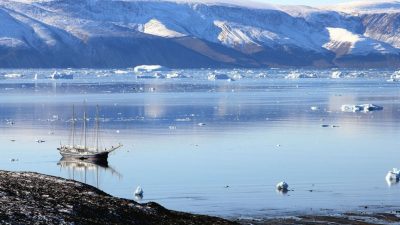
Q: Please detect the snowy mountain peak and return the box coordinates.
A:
[0,0,400,68]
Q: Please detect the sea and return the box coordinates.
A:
[1,68,400,219]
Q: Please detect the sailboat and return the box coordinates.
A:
[58,105,122,161]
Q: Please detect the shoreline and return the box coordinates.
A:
[1,170,399,225]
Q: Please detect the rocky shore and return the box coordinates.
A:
[1,170,400,225]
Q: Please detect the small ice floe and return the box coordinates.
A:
[49,71,73,80]
[285,71,317,79]
[341,104,383,113]
[198,123,206,126]
[36,139,45,143]
[4,73,24,79]
[34,74,38,80]
[6,120,15,125]
[166,72,189,79]
[321,124,330,128]
[387,71,400,82]
[134,65,168,73]
[276,181,289,192]
[169,126,177,130]
[386,168,400,185]
[10,158,18,162]
[208,73,234,82]
[232,73,246,80]
[136,72,165,79]
[310,106,320,111]
[149,87,156,92]
[113,70,129,75]
[135,186,144,196]
[256,73,268,78]
[331,71,345,79]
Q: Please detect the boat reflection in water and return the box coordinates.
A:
[57,157,122,188]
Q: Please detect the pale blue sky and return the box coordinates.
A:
[255,0,347,6]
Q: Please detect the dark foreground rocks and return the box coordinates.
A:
[1,170,400,225]
[0,171,236,225]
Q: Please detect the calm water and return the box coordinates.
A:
[1,68,400,218]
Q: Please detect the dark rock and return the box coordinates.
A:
[0,171,237,225]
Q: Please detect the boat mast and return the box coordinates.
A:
[72,104,75,147]
[84,111,87,150]
[96,105,99,152]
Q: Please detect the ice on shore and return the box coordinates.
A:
[341,104,383,112]
[134,65,168,73]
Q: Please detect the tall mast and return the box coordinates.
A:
[96,105,99,152]
[84,111,87,150]
[72,104,75,147]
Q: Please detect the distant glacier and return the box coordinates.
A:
[0,0,400,68]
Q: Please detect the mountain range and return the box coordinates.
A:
[1,0,400,68]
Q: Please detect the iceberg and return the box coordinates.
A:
[134,65,168,73]
[331,71,345,79]
[208,73,234,81]
[341,104,383,112]
[4,73,24,79]
[285,71,317,79]
[166,72,189,79]
[113,70,130,74]
[136,72,165,79]
[48,71,73,80]
[387,71,400,82]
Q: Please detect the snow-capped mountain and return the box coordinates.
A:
[0,0,399,68]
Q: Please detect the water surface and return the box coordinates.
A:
[1,68,400,218]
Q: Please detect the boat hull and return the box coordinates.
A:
[59,151,109,161]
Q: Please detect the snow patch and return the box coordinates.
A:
[143,19,186,38]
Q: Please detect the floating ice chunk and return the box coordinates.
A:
[4,73,24,79]
[341,104,383,112]
[387,71,400,82]
[136,72,165,79]
[198,123,206,126]
[276,181,289,192]
[341,104,362,112]
[208,73,234,81]
[49,71,73,80]
[231,73,246,80]
[36,139,45,143]
[310,106,320,111]
[331,71,345,79]
[386,168,400,185]
[134,65,168,73]
[113,70,129,74]
[285,71,317,79]
[135,186,144,196]
[166,72,189,79]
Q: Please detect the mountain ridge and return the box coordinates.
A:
[0,0,399,68]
